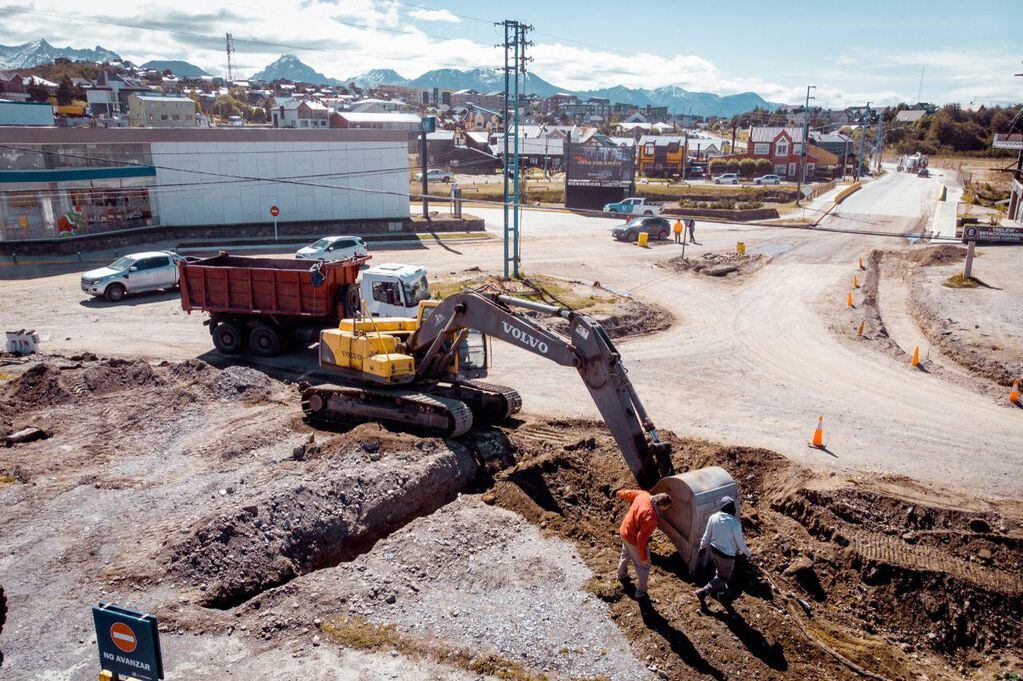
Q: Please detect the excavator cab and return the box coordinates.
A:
[416,300,488,381]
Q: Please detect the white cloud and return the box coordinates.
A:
[406,7,460,23]
[2,0,1018,106]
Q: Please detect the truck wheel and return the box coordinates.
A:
[643,210,653,216]
[104,283,126,303]
[249,325,283,357]
[342,285,360,318]
[212,321,245,354]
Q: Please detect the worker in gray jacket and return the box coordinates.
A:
[695,496,751,610]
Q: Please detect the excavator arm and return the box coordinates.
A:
[407,292,674,488]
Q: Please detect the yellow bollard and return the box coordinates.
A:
[637,231,649,248]
[736,241,746,255]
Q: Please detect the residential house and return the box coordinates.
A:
[540,92,578,116]
[746,126,815,179]
[0,72,28,101]
[85,71,151,117]
[425,129,499,173]
[450,89,505,113]
[351,98,404,113]
[273,99,330,128]
[636,135,688,178]
[808,130,855,174]
[894,109,928,124]
[128,94,197,128]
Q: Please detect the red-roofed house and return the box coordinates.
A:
[746,126,816,179]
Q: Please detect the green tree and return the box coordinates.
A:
[754,158,773,176]
[739,157,757,179]
[26,80,50,103]
[55,76,76,106]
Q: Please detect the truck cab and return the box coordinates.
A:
[360,263,431,318]
[603,197,660,216]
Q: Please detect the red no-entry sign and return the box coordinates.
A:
[269,205,280,217]
[110,621,137,653]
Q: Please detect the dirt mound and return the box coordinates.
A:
[82,358,161,393]
[5,363,70,407]
[170,434,479,610]
[904,245,966,266]
[213,366,272,402]
[659,251,766,279]
[432,270,671,339]
[486,419,1023,679]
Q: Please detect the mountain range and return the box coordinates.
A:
[0,39,121,70]
[0,38,780,116]
[266,59,777,116]
[141,60,211,78]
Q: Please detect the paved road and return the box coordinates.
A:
[2,169,1019,495]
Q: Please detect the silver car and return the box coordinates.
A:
[80,251,187,302]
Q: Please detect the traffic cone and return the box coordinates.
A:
[808,415,824,449]
[847,292,854,308]
[911,346,921,367]
[853,274,859,289]
[858,257,864,271]
[1010,379,1020,405]
[856,320,865,337]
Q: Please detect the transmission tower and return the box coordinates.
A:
[225,33,236,82]
[498,19,531,279]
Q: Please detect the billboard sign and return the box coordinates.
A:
[565,143,635,188]
[92,603,164,681]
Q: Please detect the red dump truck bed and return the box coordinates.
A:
[179,253,368,318]
[178,252,371,356]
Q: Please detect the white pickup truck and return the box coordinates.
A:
[602,196,662,216]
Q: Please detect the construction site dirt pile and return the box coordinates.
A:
[486,419,1023,680]
[434,269,671,338]
[658,251,766,278]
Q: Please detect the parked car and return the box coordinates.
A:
[713,173,739,185]
[611,216,672,242]
[753,174,781,185]
[414,168,452,182]
[80,251,191,302]
[295,236,369,262]
[602,197,662,216]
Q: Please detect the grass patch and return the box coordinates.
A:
[943,273,982,289]
[321,616,556,680]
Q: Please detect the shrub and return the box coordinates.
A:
[755,158,774,176]
[739,158,757,179]
[725,159,740,174]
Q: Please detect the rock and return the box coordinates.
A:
[312,635,321,646]
[976,547,993,561]
[361,439,380,454]
[968,518,991,533]
[782,557,814,578]
[704,264,740,277]
[2,426,50,447]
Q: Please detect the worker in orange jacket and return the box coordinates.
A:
[616,489,672,600]
[672,219,683,244]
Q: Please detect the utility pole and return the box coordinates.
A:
[874,109,885,172]
[420,117,432,219]
[855,102,871,181]
[497,19,531,279]
[225,33,235,83]
[796,84,816,196]
[916,66,925,105]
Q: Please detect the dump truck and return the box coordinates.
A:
[179,253,429,356]
[303,291,673,488]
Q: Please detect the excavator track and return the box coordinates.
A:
[302,385,473,438]
[433,381,522,424]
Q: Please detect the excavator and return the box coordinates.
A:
[302,290,674,488]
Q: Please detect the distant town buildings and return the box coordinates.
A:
[127,94,197,128]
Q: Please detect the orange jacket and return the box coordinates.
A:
[673,220,683,233]
[617,489,658,562]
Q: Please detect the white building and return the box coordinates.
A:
[0,128,409,240]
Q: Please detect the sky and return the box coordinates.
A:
[1,0,1021,107]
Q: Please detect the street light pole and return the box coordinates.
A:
[796,84,816,196]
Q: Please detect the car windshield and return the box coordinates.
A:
[309,238,334,249]
[401,275,431,305]
[107,256,135,271]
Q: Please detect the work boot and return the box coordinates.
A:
[635,590,649,601]
[696,591,709,613]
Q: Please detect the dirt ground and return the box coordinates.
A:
[2,355,1021,680]
[431,268,673,339]
[657,251,767,279]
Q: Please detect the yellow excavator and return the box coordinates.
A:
[302,290,673,488]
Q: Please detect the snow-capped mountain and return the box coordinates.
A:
[249,54,341,85]
[0,39,120,70]
[343,69,410,88]
[141,60,211,78]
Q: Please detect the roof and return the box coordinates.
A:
[809,131,853,144]
[749,126,805,143]
[335,112,421,123]
[638,135,686,146]
[993,133,1023,150]
[895,109,927,123]
[132,94,194,103]
[465,131,489,145]
[426,130,455,141]
[488,136,564,156]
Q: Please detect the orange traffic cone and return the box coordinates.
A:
[847,292,854,308]
[1010,379,1021,405]
[911,346,921,367]
[853,274,859,288]
[858,257,864,271]
[808,415,825,449]
[856,320,865,337]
